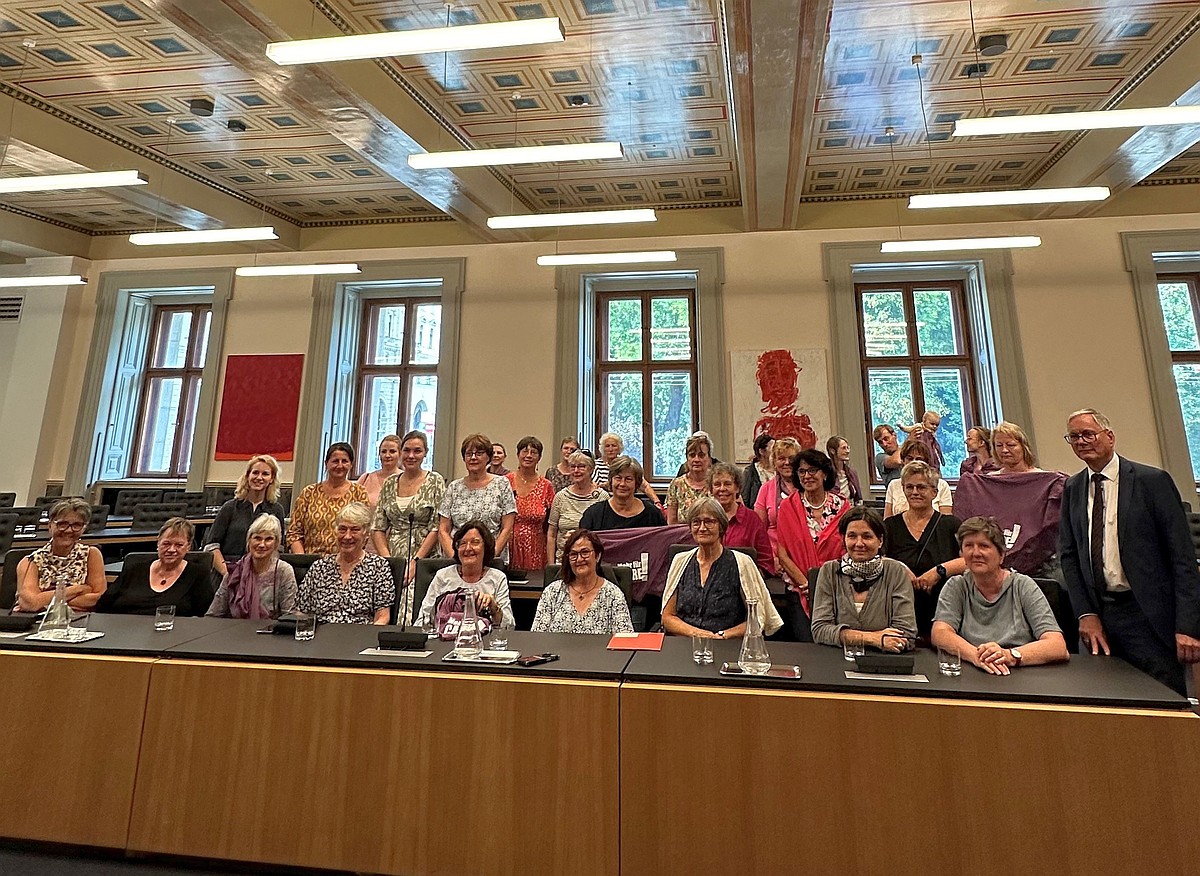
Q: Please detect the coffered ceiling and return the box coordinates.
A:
[0,0,1197,248]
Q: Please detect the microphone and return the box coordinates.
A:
[395,509,417,629]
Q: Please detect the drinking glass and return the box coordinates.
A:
[843,635,865,662]
[490,626,508,652]
[691,634,713,665]
[153,605,175,632]
[295,612,316,642]
[938,644,962,677]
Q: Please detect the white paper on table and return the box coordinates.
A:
[844,671,930,683]
[359,648,433,657]
[0,631,29,638]
[25,631,106,643]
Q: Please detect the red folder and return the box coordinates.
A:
[607,632,665,651]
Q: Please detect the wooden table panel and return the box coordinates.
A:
[129,661,619,876]
[620,683,1200,876]
[0,651,152,848]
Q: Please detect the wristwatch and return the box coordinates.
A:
[1010,647,1022,666]
[935,564,948,582]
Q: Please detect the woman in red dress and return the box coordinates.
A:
[506,436,557,572]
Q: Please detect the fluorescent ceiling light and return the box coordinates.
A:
[266,17,565,65]
[488,208,657,229]
[0,275,87,288]
[954,105,1200,136]
[409,142,623,169]
[129,227,279,246]
[0,170,148,194]
[236,263,362,277]
[881,236,1041,253]
[908,187,1110,209]
[537,250,677,266]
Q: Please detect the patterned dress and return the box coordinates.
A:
[286,482,370,556]
[667,476,710,522]
[373,470,447,560]
[532,580,634,634]
[545,466,573,494]
[438,475,517,563]
[299,553,395,624]
[20,542,91,602]
[506,473,556,571]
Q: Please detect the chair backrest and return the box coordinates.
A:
[34,495,67,510]
[668,542,758,564]
[1033,576,1079,654]
[279,553,321,588]
[85,505,110,533]
[0,513,17,556]
[0,547,37,610]
[114,489,164,516]
[543,563,634,605]
[0,492,16,509]
[203,485,236,509]
[1188,512,1200,561]
[7,506,41,528]
[178,492,207,516]
[42,484,64,499]
[278,486,293,515]
[131,502,190,532]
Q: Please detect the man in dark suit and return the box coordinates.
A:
[1059,408,1200,694]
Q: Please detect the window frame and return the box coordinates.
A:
[353,295,441,466]
[854,280,980,482]
[1154,271,1200,485]
[130,303,212,478]
[595,288,699,479]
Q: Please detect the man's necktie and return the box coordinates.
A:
[1090,472,1106,591]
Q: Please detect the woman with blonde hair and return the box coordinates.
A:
[207,454,286,577]
[990,422,1041,474]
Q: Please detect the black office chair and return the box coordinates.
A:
[0,492,16,509]
[178,492,207,516]
[131,502,190,531]
[85,505,110,533]
[277,487,293,516]
[0,512,18,556]
[279,553,321,588]
[543,562,645,629]
[1187,512,1200,562]
[1034,576,1079,654]
[0,547,36,610]
[114,489,164,516]
[34,495,76,511]
[7,506,41,529]
[203,485,236,509]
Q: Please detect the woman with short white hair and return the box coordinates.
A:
[207,515,297,619]
[299,503,394,624]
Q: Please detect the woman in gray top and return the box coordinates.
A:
[932,516,1069,675]
[810,507,915,652]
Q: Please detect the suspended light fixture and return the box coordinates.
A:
[410,141,622,169]
[488,208,656,229]
[536,250,677,266]
[129,227,279,246]
[954,105,1200,137]
[908,186,1110,209]
[0,170,148,194]
[266,18,565,65]
[0,275,87,288]
[236,263,361,277]
[881,236,1041,253]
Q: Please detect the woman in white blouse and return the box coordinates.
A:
[417,521,514,633]
[884,439,953,518]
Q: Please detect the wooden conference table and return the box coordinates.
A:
[0,616,1196,876]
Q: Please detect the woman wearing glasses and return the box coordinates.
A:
[438,433,517,564]
[14,498,106,612]
[884,461,965,638]
[532,529,633,634]
[546,451,609,564]
[883,439,953,518]
[662,497,782,639]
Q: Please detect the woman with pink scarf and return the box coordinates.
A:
[206,515,297,619]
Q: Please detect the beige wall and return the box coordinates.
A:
[10,209,1200,495]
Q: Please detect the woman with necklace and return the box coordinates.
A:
[438,433,516,563]
[506,436,557,572]
[662,497,782,639]
[776,448,851,642]
[546,450,609,564]
[372,430,446,621]
[98,518,214,616]
[299,503,394,624]
[884,461,965,638]
[545,436,581,494]
[206,454,286,577]
[533,529,633,634]
[288,442,369,556]
[207,515,297,619]
[811,507,915,651]
[578,456,666,531]
[666,434,714,525]
[416,521,513,633]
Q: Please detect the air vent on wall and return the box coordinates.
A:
[0,295,24,322]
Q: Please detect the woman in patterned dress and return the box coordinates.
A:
[666,434,714,524]
[533,529,633,635]
[544,435,581,494]
[299,503,395,624]
[438,433,517,564]
[14,498,106,612]
[287,442,369,556]
[506,436,556,572]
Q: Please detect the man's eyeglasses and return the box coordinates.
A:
[1064,430,1104,444]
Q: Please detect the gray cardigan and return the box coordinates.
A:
[810,557,917,647]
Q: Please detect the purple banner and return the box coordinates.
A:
[953,471,1067,574]
[596,524,694,601]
